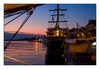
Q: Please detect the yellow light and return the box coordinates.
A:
[82,33,84,35]
[57,33,59,36]
[56,30,59,36]
[77,34,79,36]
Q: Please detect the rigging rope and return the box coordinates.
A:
[4,10,26,18]
[4,10,33,51]
[77,23,92,37]
[4,10,26,26]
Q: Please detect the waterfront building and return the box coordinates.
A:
[85,20,96,37]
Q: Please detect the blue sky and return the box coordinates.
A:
[67,4,96,27]
[4,4,96,35]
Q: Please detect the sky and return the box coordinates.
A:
[2,0,99,68]
[4,4,96,35]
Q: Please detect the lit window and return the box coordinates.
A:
[77,34,79,36]
[56,30,59,36]
[82,33,84,35]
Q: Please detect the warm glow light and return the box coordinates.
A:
[57,32,59,36]
[77,34,79,36]
[82,33,84,35]
[35,42,39,51]
[56,30,59,36]
[92,42,96,46]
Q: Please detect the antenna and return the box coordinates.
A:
[85,14,86,27]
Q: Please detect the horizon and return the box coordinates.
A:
[4,31,45,40]
[4,4,96,35]
[4,31,45,35]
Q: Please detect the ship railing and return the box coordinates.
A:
[63,55,75,65]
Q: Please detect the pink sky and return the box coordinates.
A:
[4,4,96,35]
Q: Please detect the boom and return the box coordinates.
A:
[4,4,44,15]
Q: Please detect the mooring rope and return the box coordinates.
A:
[4,55,31,65]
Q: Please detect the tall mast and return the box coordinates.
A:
[48,4,68,28]
[56,4,59,29]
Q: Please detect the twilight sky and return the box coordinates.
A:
[4,4,96,35]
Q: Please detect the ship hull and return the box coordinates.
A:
[45,40,65,65]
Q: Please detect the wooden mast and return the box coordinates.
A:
[55,4,60,29]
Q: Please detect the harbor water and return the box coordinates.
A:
[4,41,47,65]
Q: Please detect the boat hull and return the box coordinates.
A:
[45,40,65,65]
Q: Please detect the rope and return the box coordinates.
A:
[77,23,92,37]
[4,10,25,18]
[4,55,31,65]
[4,10,33,51]
[61,7,68,28]
[64,55,75,65]
[4,10,26,26]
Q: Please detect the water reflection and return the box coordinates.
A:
[33,42,42,50]
[4,41,46,65]
[32,42,46,55]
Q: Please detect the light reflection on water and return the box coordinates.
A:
[4,41,47,65]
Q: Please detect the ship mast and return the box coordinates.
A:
[56,4,60,29]
[48,4,68,29]
[45,4,69,65]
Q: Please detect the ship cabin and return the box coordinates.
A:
[46,27,68,40]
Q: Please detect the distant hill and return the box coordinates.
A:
[4,31,44,40]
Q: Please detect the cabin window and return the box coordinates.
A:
[56,30,59,36]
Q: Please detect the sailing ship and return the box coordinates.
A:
[45,4,96,65]
[4,4,96,65]
[45,4,68,65]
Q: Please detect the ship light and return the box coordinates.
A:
[92,42,96,48]
[56,30,59,36]
[92,42,96,46]
[77,34,79,36]
[82,33,84,35]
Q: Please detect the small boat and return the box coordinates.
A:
[64,37,96,65]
